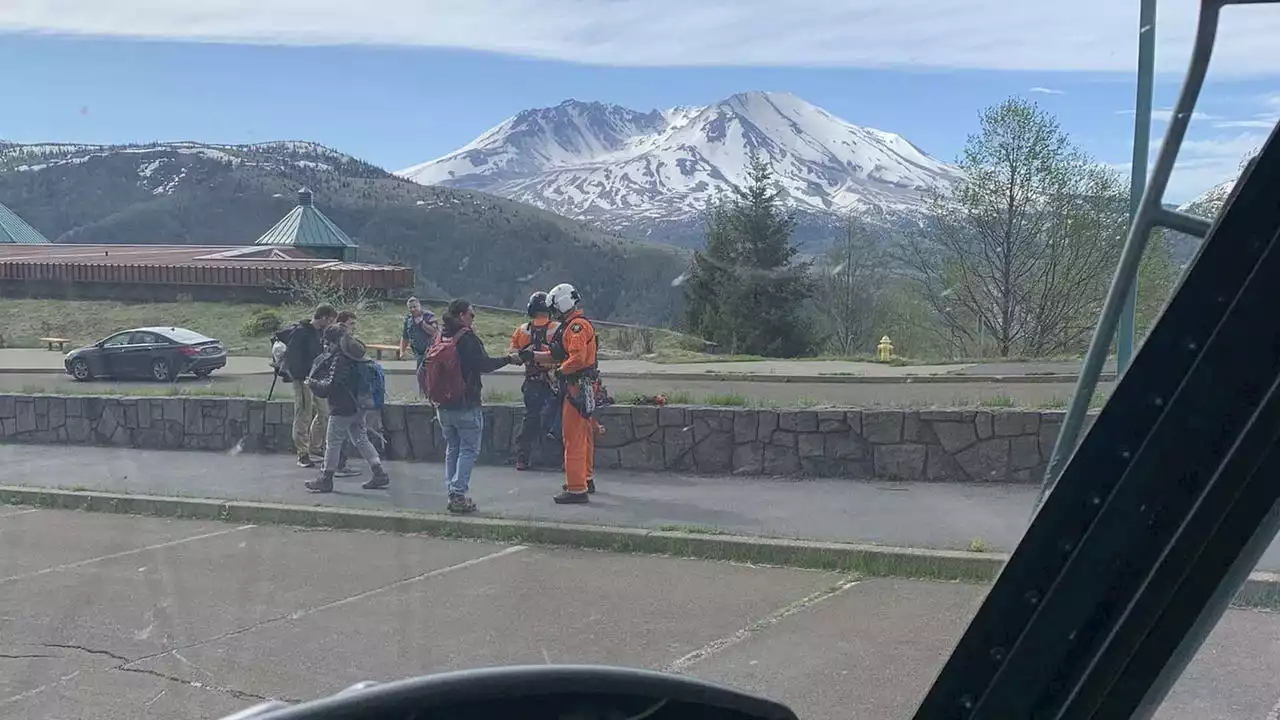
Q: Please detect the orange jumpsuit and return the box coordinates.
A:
[556,309,597,494]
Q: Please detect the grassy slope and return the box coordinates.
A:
[0,298,695,358]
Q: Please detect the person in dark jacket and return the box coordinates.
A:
[436,298,520,514]
[283,305,336,468]
[304,329,391,493]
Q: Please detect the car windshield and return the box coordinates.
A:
[1,2,1278,719]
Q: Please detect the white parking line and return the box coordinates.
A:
[1265,694,1280,720]
[665,577,861,673]
[124,544,529,666]
[0,525,256,585]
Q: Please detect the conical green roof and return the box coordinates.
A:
[254,188,357,249]
[0,202,51,244]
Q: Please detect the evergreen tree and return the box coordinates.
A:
[683,155,814,356]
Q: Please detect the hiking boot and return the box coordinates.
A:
[553,490,590,505]
[305,471,334,493]
[447,494,477,514]
[334,465,363,478]
[296,454,316,468]
[361,465,390,490]
[561,479,596,494]
[515,452,529,471]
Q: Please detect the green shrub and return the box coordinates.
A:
[240,309,284,337]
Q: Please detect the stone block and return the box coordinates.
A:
[1010,434,1041,470]
[34,396,48,430]
[770,430,797,448]
[756,411,779,441]
[0,396,14,418]
[793,411,818,433]
[264,401,283,425]
[596,408,635,448]
[919,409,974,422]
[631,406,658,436]
[225,399,249,423]
[135,399,152,428]
[663,425,696,469]
[932,421,977,453]
[824,430,868,460]
[16,400,37,433]
[1039,422,1063,459]
[862,410,904,444]
[874,444,927,481]
[761,444,801,475]
[776,412,797,432]
[388,429,412,461]
[121,401,138,429]
[162,398,184,422]
[0,418,13,436]
[956,438,1011,481]
[489,405,514,455]
[903,411,938,444]
[248,406,265,436]
[65,396,84,418]
[658,407,687,427]
[382,404,406,432]
[734,410,759,443]
[65,417,92,443]
[618,438,665,471]
[974,411,994,440]
[731,442,763,475]
[594,447,621,471]
[927,445,967,481]
[994,410,1040,437]
[692,430,733,473]
[48,398,66,430]
[797,433,825,459]
[816,410,848,433]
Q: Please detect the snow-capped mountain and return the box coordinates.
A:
[398,91,960,248]
[0,140,384,185]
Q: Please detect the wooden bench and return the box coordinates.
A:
[366,343,403,361]
[40,337,71,352]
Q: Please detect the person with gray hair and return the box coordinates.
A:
[400,296,438,370]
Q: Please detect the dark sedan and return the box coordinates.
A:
[64,327,227,382]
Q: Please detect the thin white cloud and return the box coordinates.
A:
[1213,118,1277,129]
[1116,130,1265,203]
[1115,108,1220,123]
[2,0,1280,75]
[1028,87,1066,95]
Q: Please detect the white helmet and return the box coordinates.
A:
[546,283,581,315]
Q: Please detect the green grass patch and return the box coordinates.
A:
[482,389,520,404]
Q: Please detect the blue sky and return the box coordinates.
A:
[2,0,1278,202]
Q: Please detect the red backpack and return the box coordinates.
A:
[422,327,470,405]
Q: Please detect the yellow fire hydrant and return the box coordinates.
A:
[877,336,894,362]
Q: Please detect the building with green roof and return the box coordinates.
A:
[253,188,357,262]
[0,201,51,244]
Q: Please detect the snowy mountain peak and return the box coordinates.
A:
[397,91,960,247]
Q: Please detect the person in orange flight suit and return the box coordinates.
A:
[541,282,598,504]
[507,291,560,471]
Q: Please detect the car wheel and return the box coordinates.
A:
[151,357,173,382]
[70,359,93,382]
[193,368,213,378]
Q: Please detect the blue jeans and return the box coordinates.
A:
[438,406,483,497]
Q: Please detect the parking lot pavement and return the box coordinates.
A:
[1,508,1277,720]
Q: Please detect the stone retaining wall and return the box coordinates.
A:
[0,394,1097,483]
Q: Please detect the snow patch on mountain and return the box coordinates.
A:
[397,91,960,245]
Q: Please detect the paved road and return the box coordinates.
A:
[4,444,1276,570]
[0,371,1105,408]
[1,507,1276,720]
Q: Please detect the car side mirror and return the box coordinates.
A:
[217,665,800,720]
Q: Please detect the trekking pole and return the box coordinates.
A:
[267,371,279,402]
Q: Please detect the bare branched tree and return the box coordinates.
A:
[813,215,889,356]
[900,98,1126,357]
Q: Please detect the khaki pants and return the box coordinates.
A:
[291,380,329,457]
